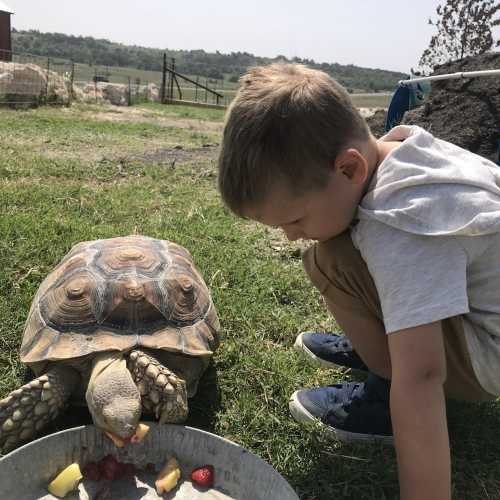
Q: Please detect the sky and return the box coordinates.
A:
[3,0,497,73]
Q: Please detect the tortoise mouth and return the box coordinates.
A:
[105,429,136,447]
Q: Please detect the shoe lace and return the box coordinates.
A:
[324,337,352,352]
[349,377,390,409]
[326,382,362,406]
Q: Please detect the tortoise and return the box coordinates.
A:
[0,235,220,453]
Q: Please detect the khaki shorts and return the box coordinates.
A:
[302,231,495,402]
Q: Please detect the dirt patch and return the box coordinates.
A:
[128,144,219,167]
[87,106,224,134]
[403,52,500,163]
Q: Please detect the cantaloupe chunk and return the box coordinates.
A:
[155,456,181,494]
[105,423,150,447]
[47,463,83,498]
[105,431,126,448]
[130,423,150,444]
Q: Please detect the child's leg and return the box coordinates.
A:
[441,317,494,401]
[302,230,494,402]
[291,230,493,443]
[302,230,391,379]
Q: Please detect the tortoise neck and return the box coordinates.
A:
[88,351,125,386]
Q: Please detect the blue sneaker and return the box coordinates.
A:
[289,373,393,444]
[294,332,368,372]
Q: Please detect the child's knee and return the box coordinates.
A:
[303,231,371,289]
[302,231,382,319]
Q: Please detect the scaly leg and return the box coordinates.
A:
[0,365,79,453]
[127,350,188,424]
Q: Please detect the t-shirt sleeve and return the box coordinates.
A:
[352,220,469,333]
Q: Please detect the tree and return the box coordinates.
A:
[419,0,500,72]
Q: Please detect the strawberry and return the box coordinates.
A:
[121,462,136,476]
[98,454,121,481]
[191,465,215,488]
[145,462,157,474]
[83,461,101,481]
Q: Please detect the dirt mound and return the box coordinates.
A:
[403,52,500,163]
[365,109,387,138]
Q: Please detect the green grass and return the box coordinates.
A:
[139,102,226,122]
[168,90,391,108]
[350,93,392,109]
[0,103,499,499]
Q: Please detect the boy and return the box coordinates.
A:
[217,63,500,500]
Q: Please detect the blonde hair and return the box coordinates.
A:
[218,63,371,216]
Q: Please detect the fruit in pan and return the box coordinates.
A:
[47,463,83,498]
[191,465,215,488]
[105,422,150,447]
[155,456,182,494]
[130,423,150,443]
[105,431,126,448]
[82,462,101,481]
[98,455,123,481]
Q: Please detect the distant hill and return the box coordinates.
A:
[11,29,408,92]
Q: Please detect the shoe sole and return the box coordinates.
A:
[288,390,394,446]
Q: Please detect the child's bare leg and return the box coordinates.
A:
[330,305,391,379]
[289,231,394,443]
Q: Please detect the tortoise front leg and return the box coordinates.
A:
[127,350,188,424]
[0,365,79,453]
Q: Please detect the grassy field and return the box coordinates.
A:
[0,103,498,499]
[174,90,392,108]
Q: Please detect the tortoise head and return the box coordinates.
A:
[85,353,141,440]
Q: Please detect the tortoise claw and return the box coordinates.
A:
[128,350,188,424]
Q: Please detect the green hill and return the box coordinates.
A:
[11,29,408,92]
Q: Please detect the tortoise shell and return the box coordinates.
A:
[20,236,220,366]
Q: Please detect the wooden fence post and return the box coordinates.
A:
[160,53,166,103]
[170,58,175,99]
[69,61,75,105]
[45,57,51,103]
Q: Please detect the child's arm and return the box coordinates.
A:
[388,321,451,500]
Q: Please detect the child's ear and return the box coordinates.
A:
[334,148,368,183]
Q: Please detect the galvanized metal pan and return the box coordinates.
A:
[0,423,299,500]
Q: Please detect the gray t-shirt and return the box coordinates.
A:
[351,125,500,396]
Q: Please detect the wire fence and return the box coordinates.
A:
[0,50,73,106]
[0,50,233,108]
[0,50,392,110]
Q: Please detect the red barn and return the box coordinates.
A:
[0,1,13,61]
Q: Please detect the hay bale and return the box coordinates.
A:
[0,63,69,105]
[146,83,160,102]
[99,83,128,106]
